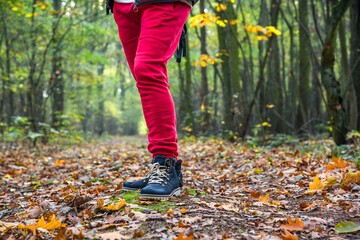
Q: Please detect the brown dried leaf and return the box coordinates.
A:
[280,230,298,240]
[174,232,194,240]
[280,217,304,231]
[326,157,346,171]
[258,193,270,203]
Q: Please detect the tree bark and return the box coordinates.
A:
[350,0,360,130]
[266,0,283,133]
[321,0,352,145]
[296,0,311,133]
[51,0,64,128]
[215,0,242,139]
[339,19,357,130]
[200,0,210,133]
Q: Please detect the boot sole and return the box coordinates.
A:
[139,188,181,199]
[122,186,141,191]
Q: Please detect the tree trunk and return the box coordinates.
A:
[350,0,360,130]
[200,0,210,134]
[51,0,64,128]
[296,0,311,133]
[321,0,352,145]
[280,5,297,132]
[215,0,242,139]
[266,0,283,133]
[339,19,357,130]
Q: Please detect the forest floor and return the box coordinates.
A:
[0,136,360,240]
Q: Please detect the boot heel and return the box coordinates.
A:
[173,188,181,196]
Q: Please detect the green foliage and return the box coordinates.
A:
[0,115,83,145]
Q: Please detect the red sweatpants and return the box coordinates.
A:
[113,2,191,159]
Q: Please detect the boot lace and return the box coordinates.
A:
[144,163,158,179]
[148,163,169,186]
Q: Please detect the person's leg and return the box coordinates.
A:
[133,2,191,159]
[113,2,140,75]
[131,2,190,199]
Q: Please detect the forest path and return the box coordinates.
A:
[0,137,359,239]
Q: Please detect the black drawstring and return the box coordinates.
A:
[106,0,114,15]
[176,24,187,63]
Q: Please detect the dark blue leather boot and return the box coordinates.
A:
[139,157,181,199]
[122,155,183,191]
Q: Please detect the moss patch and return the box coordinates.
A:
[120,191,176,213]
[120,191,140,204]
[142,201,176,212]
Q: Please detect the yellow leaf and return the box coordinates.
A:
[305,176,325,195]
[253,168,263,174]
[261,121,272,127]
[18,215,65,235]
[271,200,281,206]
[254,35,268,41]
[189,14,217,28]
[180,208,187,213]
[258,193,269,203]
[215,3,227,12]
[216,19,228,27]
[54,159,66,166]
[266,26,282,36]
[342,171,360,185]
[167,209,174,214]
[280,230,298,240]
[230,19,237,25]
[201,103,205,112]
[325,174,338,186]
[25,13,38,18]
[280,217,304,231]
[326,157,347,171]
[101,199,126,211]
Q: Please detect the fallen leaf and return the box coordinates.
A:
[305,176,325,195]
[325,174,338,187]
[26,206,43,219]
[179,221,190,227]
[54,159,66,166]
[18,215,66,235]
[174,232,194,240]
[326,157,346,171]
[180,208,187,213]
[0,221,18,233]
[167,209,174,214]
[280,217,304,231]
[96,231,130,240]
[280,230,298,240]
[335,221,360,234]
[133,229,145,237]
[101,199,126,211]
[342,171,360,185]
[258,193,270,203]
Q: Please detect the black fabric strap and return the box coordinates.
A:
[176,24,187,63]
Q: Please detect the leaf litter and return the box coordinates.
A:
[0,136,359,239]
